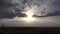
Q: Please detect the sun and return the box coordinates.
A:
[24,8,34,18]
[26,12,33,18]
[24,11,33,22]
[20,5,37,23]
[21,9,36,22]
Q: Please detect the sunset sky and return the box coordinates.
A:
[0,0,60,27]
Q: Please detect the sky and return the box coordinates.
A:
[0,0,60,27]
[0,0,60,19]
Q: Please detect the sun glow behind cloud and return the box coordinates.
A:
[23,9,36,23]
[21,5,38,23]
[22,17,36,23]
[25,9,34,18]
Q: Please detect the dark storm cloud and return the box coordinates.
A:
[52,0,60,10]
[0,0,26,19]
[33,0,60,17]
[46,0,60,16]
[46,11,60,17]
[0,0,16,19]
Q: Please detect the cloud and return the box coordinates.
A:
[22,0,60,16]
[0,0,60,19]
[0,0,15,19]
[0,0,26,19]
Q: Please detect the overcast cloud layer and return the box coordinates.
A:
[0,0,60,19]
